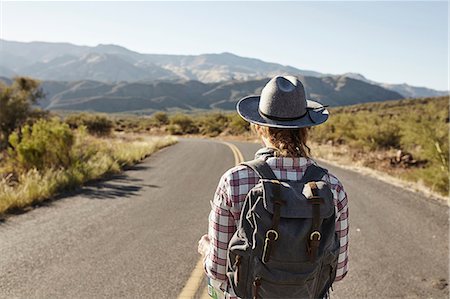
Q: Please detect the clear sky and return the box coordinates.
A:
[1,1,448,90]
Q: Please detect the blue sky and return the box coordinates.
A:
[1,1,448,90]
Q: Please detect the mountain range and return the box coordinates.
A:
[0,39,447,113]
[0,75,403,114]
[1,39,447,99]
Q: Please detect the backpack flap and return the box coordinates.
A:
[260,180,334,219]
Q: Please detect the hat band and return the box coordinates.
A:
[258,109,308,121]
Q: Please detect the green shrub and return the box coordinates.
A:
[0,135,177,214]
[151,112,169,126]
[228,114,250,135]
[310,96,449,195]
[0,77,45,149]
[196,113,229,137]
[168,114,199,135]
[65,113,113,136]
[8,118,74,171]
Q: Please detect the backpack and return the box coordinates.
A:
[226,159,340,299]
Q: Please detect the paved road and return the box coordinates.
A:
[0,138,448,298]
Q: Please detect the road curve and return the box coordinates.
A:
[0,138,448,299]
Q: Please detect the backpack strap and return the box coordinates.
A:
[240,159,278,180]
[300,164,328,183]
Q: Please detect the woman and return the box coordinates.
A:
[198,75,349,298]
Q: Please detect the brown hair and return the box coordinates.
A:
[252,124,311,158]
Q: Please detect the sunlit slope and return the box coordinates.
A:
[0,76,403,113]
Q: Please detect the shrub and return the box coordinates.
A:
[228,114,250,135]
[65,113,113,136]
[196,113,229,137]
[8,118,74,171]
[0,135,177,214]
[168,114,199,135]
[151,112,169,126]
[0,77,45,149]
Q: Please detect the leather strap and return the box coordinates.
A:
[262,181,285,264]
[307,181,322,262]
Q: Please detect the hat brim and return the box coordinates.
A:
[236,96,329,129]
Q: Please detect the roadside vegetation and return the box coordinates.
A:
[308,97,449,196]
[100,97,449,196]
[2,77,446,206]
[0,78,176,215]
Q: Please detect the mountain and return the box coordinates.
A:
[0,39,443,102]
[2,76,402,113]
[343,73,448,98]
[0,39,320,83]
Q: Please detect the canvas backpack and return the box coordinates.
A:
[226,159,340,299]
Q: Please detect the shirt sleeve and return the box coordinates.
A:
[204,171,236,283]
[329,174,349,281]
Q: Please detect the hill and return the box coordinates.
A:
[22,76,404,113]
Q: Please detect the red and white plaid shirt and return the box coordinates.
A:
[203,148,349,297]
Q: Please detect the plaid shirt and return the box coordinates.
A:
[204,148,349,297]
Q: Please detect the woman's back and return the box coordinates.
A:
[204,148,349,297]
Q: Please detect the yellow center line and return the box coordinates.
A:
[177,259,207,299]
[222,141,244,165]
[176,141,244,299]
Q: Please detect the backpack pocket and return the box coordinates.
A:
[251,259,318,299]
[227,253,251,297]
[317,248,340,297]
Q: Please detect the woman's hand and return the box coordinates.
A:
[198,234,210,258]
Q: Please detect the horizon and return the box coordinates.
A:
[0,1,448,90]
[1,37,447,92]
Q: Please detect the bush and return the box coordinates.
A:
[228,114,250,135]
[0,77,45,149]
[0,134,177,214]
[196,113,229,137]
[151,112,169,126]
[8,118,74,171]
[65,113,113,136]
[310,96,449,195]
[168,114,199,135]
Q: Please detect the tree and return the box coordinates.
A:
[0,77,45,149]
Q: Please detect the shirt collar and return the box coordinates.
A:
[254,147,316,169]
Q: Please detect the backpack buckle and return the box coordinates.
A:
[262,229,279,264]
[266,229,279,241]
[308,231,321,262]
[310,231,321,241]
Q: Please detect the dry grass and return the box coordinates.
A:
[310,142,449,202]
[0,134,177,215]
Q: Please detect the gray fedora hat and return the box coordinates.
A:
[236,75,329,128]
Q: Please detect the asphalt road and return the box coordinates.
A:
[0,138,448,298]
